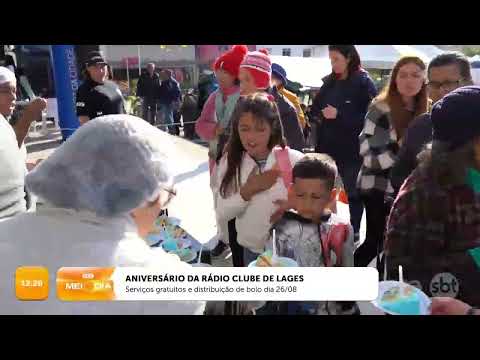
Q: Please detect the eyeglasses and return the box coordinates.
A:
[427,79,463,91]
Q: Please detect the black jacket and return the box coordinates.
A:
[390,113,432,193]
[311,70,377,165]
[136,72,161,101]
[76,79,125,119]
[158,78,182,105]
[269,87,306,152]
[180,94,199,124]
[197,73,218,111]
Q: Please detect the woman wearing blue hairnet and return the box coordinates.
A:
[0,115,205,315]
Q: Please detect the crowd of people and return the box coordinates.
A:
[197,45,480,315]
[136,62,182,134]
[0,44,478,315]
[75,51,183,135]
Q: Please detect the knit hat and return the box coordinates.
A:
[271,63,287,86]
[0,66,16,86]
[240,48,272,90]
[214,45,248,79]
[432,86,480,150]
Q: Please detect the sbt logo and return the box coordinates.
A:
[429,272,459,297]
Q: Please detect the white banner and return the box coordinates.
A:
[111,267,379,301]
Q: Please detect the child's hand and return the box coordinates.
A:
[240,167,281,201]
[322,104,337,120]
[430,297,473,315]
[270,199,290,224]
[251,168,281,192]
[22,98,48,124]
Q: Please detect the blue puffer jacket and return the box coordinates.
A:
[158,78,181,105]
[311,70,377,165]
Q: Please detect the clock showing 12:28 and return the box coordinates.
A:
[15,266,49,301]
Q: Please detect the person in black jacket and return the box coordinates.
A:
[390,52,473,194]
[158,69,181,134]
[197,70,218,112]
[180,89,199,140]
[136,63,161,125]
[310,45,377,242]
[238,49,305,151]
[76,51,125,126]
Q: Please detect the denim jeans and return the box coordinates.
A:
[158,103,174,132]
[355,190,388,267]
[142,100,156,125]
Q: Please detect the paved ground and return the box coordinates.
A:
[25,125,383,315]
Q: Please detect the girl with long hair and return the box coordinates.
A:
[356,56,428,267]
[213,93,304,266]
[385,86,480,307]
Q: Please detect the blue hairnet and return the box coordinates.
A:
[26,115,175,218]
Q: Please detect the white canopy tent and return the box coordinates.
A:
[470,55,480,85]
[270,46,445,88]
[356,45,444,69]
[270,55,331,89]
[470,54,480,62]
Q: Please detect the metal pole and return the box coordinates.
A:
[137,45,141,77]
[126,58,130,93]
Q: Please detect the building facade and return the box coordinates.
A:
[256,45,328,58]
[100,45,257,89]
[100,45,197,89]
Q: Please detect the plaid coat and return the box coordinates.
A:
[357,101,399,195]
[385,164,480,307]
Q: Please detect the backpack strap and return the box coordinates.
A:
[319,222,349,267]
[327,223,349,266]
[273,146,293,188]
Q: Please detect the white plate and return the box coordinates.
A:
[248,256,298,267]
[372,281,431,315]
[160,238,192,251]
[191,263,212,267]
[145,233,163,246]
[170,248,197,263]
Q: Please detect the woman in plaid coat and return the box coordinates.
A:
[385,86,480,308]
[356,56,429,267]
